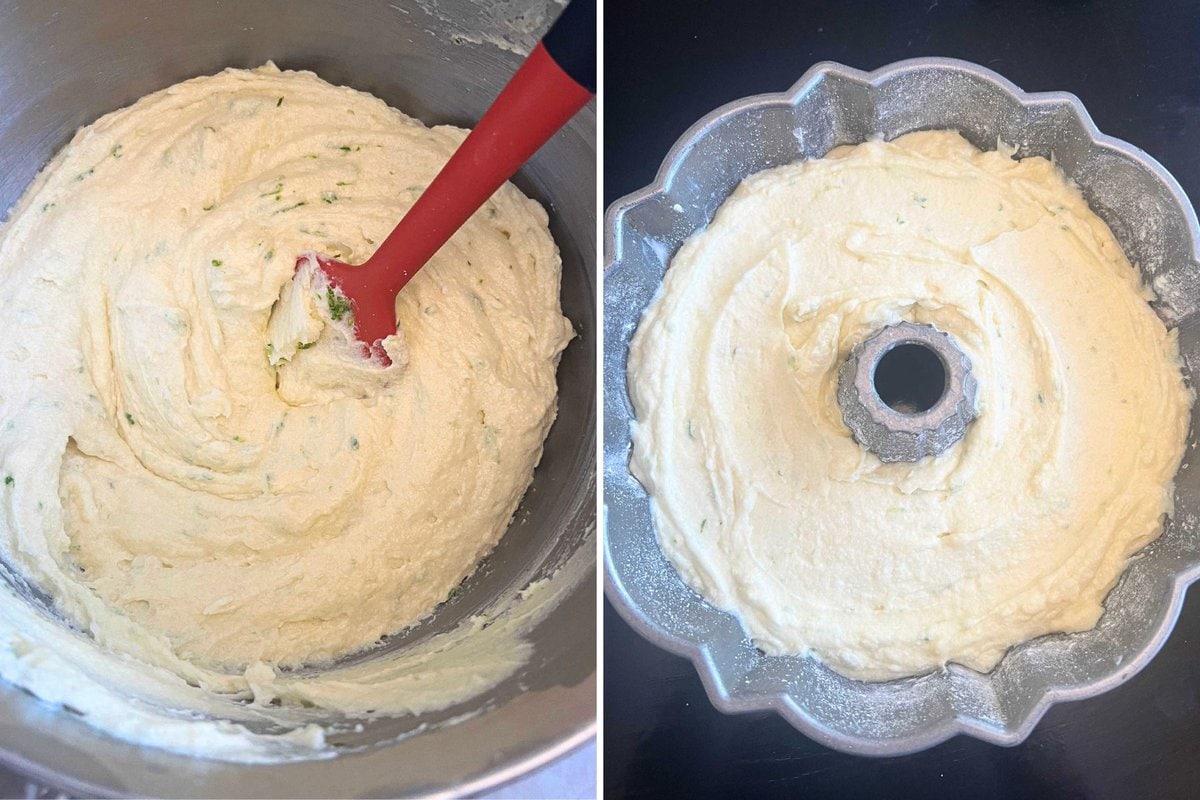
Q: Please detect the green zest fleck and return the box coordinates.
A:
[124,413,135,425]
[276,96,284,107]
[338,145,353,153]
[335,181,351,187]
[349,436,359,451]
[275,201,306,214]
[202,202,215,211]
[233,435,243,442]
[211,259,223,267]
[297,341,315,350]
[326,287,352,322]
[265,249,275,261]
[260,183,283,197]
[700,519,708,532]
[74,168,94,182]
[41,202,55,213]
[321,191,338,204]
[3,476,12,487]
[110,144,123,159]
[686,420,695,441]
[1036,392,1045,404]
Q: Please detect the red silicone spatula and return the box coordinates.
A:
[308,0,595,363]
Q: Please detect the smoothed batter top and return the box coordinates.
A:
[629,131,1191,681]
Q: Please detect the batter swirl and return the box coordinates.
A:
[0,64,571,757]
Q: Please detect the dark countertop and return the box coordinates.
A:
[603,0,1200,797]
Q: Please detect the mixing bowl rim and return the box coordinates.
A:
[0,719,597,799]
[0,21,599,789]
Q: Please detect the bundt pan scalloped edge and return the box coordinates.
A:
[603,57,1200,756]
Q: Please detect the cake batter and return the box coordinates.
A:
[0,64,571,756]
[629,131,1191,681]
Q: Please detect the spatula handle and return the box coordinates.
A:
[369,0,596,294]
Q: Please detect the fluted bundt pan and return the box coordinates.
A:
[603,57,1200,755]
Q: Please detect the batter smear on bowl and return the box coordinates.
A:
[0,64,571,755]
[628,131,1192,681]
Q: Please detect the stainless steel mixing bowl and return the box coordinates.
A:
[0,0,594,795]
[604,58,1200,755]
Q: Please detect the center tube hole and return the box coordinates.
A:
[873,343,947,414]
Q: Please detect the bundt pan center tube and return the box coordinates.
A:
[603,57,1200,755]
[837,321,979,464]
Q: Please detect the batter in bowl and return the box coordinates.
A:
[629,131,1192,681]
[0,64,571,756]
